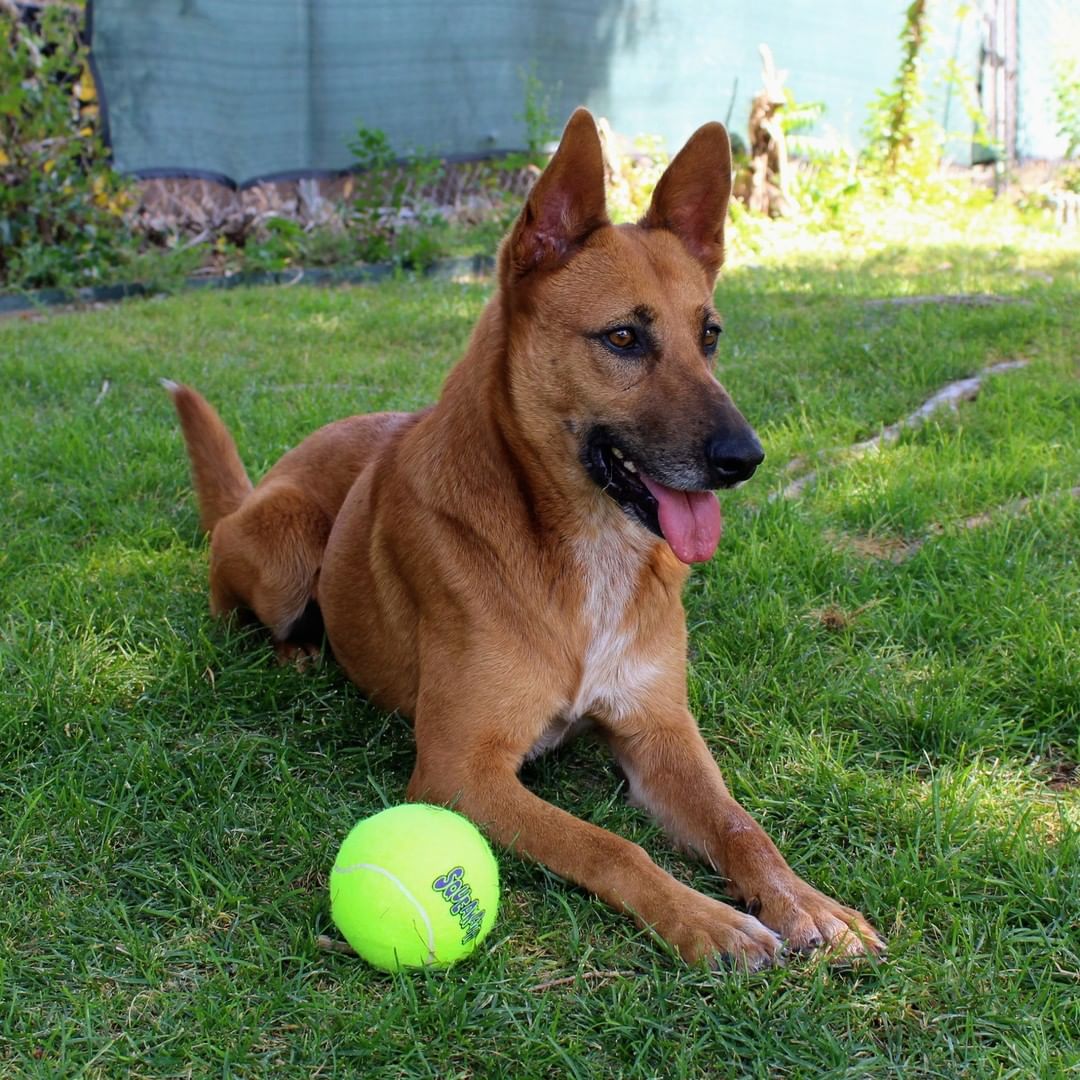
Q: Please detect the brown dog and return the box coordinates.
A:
[167,109,882,968]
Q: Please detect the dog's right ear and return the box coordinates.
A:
[503,108,610,281]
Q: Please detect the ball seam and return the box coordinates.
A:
[333,862,436,964]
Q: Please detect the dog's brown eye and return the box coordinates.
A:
[606,328,637,349]
[703,326,721,350]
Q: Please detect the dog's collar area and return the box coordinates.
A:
[581,428,663,539]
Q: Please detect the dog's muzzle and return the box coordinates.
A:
[582,425,762,563]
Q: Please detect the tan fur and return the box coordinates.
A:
[168,110,882,967]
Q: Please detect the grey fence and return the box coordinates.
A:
[88,0,1077,186]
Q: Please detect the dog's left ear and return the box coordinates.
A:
[640,122,732,278]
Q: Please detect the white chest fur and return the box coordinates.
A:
[523,527,663,763]
[566,534,662,723]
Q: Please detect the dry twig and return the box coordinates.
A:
[528,969,636,993]
[824,484,1079,565]
[778,360,1029,500]
[956,486,1080,531]
[315,934,357,957]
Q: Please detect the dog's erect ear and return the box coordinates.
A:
[639,122,732,278]
[505,108,610,280]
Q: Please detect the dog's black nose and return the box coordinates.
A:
[706,429,765,485]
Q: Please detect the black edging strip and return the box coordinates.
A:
[0,255,497,316]
[125,167,243,189]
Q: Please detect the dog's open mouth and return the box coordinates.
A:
[583,431,722,564]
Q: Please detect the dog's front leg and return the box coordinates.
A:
[606,712,884,957]
[405,678,783,969]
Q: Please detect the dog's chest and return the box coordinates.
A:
[525,539,659,762]
[565,537,662,723]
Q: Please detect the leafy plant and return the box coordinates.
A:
[390,208,451,272]
[787,148,862,230]
[0,4,134,289]
[1052,58,1080,160]
[494,64,561,173]
[862,0,942,190]
[242,216,306,272]
[605,133,669,224]
[347,122,449,268]
[1059,163,1080,195]
[778,91,826,145]
[346,125,397,174]
[941,56,996,155]
[517,64,559,167]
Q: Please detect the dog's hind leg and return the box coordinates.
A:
[208,480,332,663]
[165,381,338,662]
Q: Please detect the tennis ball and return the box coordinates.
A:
[330,804,499,971]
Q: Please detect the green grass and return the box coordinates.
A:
[1,229,1078,1078]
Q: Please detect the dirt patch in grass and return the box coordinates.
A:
[862,293,1034,309]
[824,528,922,564]
[806,600,883,632]
[1044,757,1079,792]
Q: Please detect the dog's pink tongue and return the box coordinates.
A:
[640,474,723,563]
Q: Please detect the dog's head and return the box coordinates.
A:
[497,109,763,564]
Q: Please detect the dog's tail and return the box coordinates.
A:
[162,380,254,533]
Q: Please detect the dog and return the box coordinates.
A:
[167,109,883,967]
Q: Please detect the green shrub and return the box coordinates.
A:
[241,216,307,273]
[1052,59,1080,160]
[0,5,134,289]
[606,134,669,224]
[347,123,449,268]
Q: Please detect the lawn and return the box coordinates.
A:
[1,226,1078,1077]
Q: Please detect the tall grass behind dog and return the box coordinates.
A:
[168,109,883,967]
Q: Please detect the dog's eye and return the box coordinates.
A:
[606,328,637,350]
[703,325,722,350]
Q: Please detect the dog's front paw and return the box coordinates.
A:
[656,892,784,971]
[752,882,884,959]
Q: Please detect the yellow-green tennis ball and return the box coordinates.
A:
[330,804,499,972]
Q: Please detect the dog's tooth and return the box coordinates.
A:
[624,460,637,473]
[611,447,624,460]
